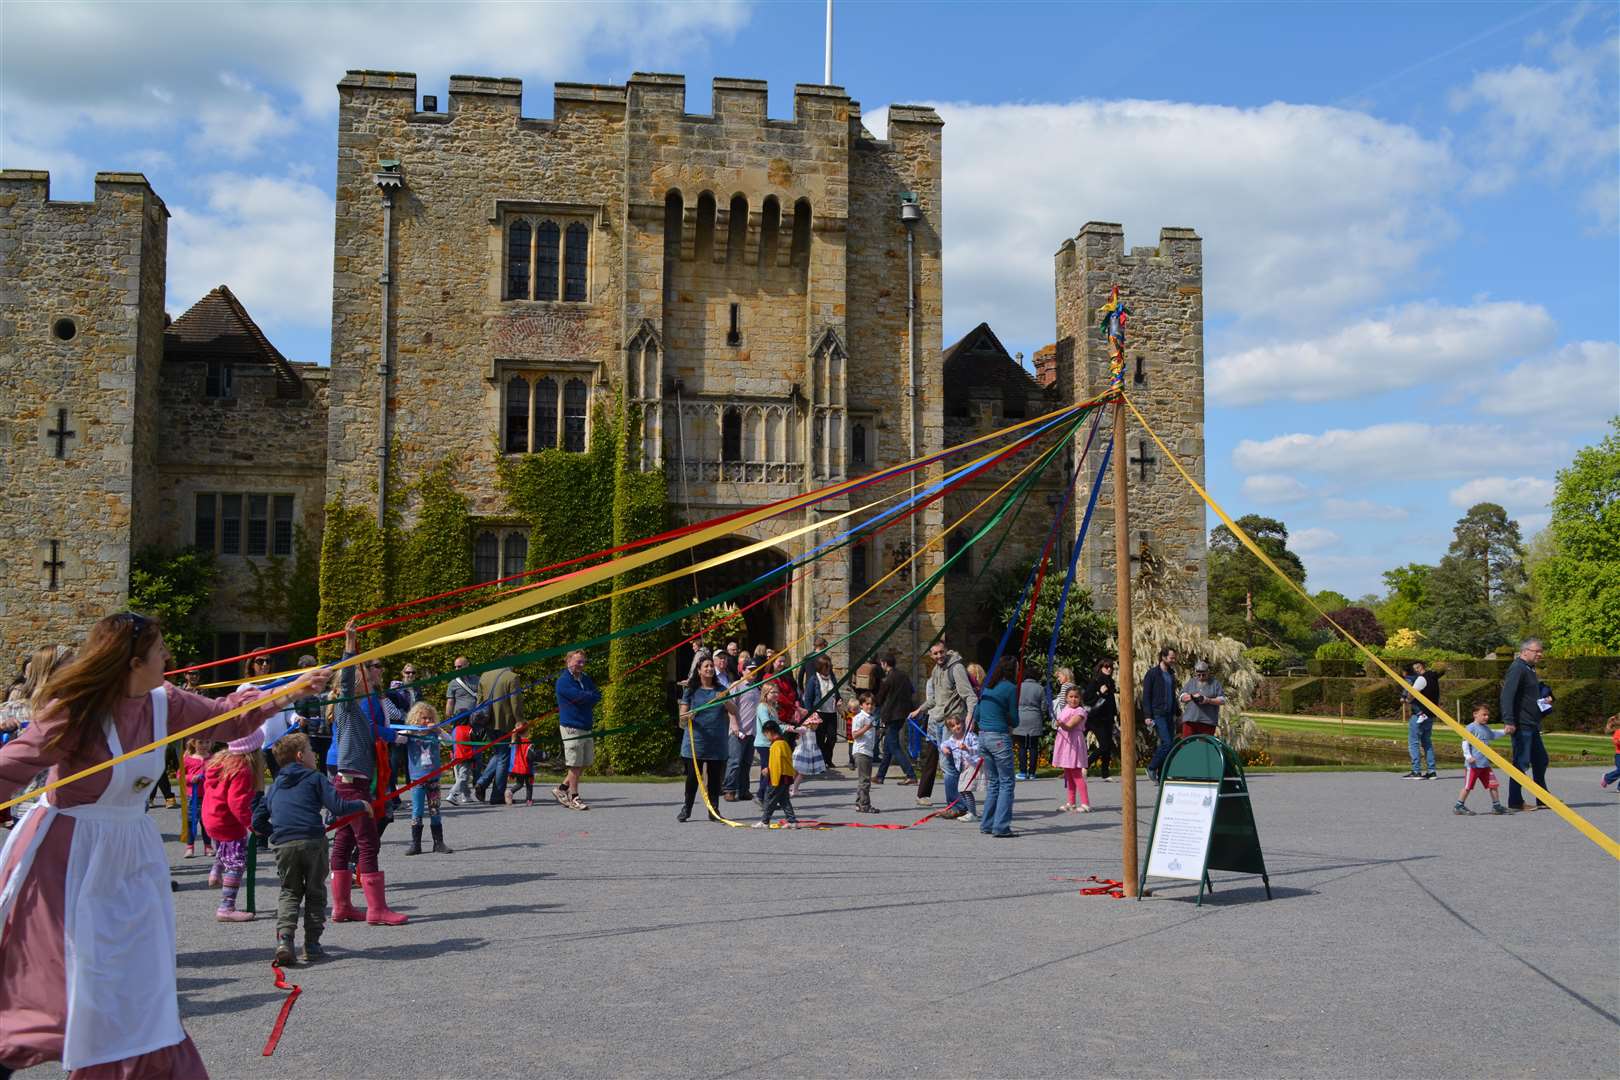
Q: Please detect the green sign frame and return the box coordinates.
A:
[1139,735,1272,906]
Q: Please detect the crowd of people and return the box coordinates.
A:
[0,612,1604,1078]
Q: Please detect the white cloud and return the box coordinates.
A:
[1447,475,1557,515]
[1302,553,1388,597]
[0,2,750,161]
[191,74,297,160]
[1290,527,1341,554]
[1209,300,1557,405]
[1240,474,1312,504]
[1321,497,1409,522]
[168,175,335,338]
[933,98,1456,350]
[1449,9,1619,223]
[1233,422,1568,478]
[1476,340,1619,427]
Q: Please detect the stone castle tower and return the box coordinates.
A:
[1050,222,1208,630]
[326,72,947,666]
[0,171,169,647]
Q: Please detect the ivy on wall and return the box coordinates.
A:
[315,403,674,771]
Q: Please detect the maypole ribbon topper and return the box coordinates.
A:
[1098,284,1130,389]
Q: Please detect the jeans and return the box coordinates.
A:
[273,838,328,939]
[761,779,796,824]
[1147,716,1176,777]
[877,722,915,781]
[977,730,1016,835]
[943,758,976,817]
[724,734,756,796]
[756,748,772,802]
[1014,734,1041,776]
[477,745,510,804]
[409,780,442,825]
[187,789,210,848]
[816,712,840,768]
[1507,726,1550,809]
[448,762,474,802]
[1408,715,1436,773]
[1603,753,1620,787]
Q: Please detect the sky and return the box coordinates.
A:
[3,0,1616,599]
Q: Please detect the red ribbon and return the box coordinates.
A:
[262,963,302,1056]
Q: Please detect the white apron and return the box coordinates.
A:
[0,686,184,1069]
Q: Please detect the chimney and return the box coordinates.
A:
[1033,343,1058,389]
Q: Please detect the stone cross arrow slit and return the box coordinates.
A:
[47,408,76,458]
[1130,438,1157,482]
[43,540,64,590]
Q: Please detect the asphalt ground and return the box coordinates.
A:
[25,765,1620,1078]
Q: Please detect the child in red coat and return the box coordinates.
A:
[202,730,265,922]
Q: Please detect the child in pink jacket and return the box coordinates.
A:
[202,731,265,922]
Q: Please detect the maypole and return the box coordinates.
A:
[1099,285,1140,895]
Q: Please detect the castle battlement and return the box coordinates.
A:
[1056,222,1200,269]
[336,69,939,138]
[0,170,167,217]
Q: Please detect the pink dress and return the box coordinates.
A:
[0,681,272,1078]
[1052,705,1088,769]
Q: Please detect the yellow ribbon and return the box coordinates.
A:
[1121,392,1620,862]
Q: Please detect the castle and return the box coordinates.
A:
[0,70,1206,673]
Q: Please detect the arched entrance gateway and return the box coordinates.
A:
[672,537,793,676]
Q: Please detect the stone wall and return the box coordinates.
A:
[156,359,329,638]
[1054,222,1208,629]
[0,170,167,655]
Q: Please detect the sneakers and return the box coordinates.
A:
[1453,802,1475,815]
[1601,776,1614,789]
[1078,804,1092,813]
[915,797,932,807]
[1058,803,1076,812]
[897,778,916,786]
[959,812,977,822]
[856,806,878,815]
[750,820,769,829]
[568,794,589,811]
[1401,771,1422,779]
[216,908,254,923]
[164,797,179,810]
[1424,771,1438,780]
[1491,804,1508,815]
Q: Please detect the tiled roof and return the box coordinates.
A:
[164,285,302,396]
[942,322,1053,411]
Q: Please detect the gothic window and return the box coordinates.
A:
[220,494,242,556]
[722,408,743,463]
[663,190,683,304]
[535,222,560,301]
[727,303,741,347]
[564,223,588,301]
[851,422,867,467]
[272,495,295,556]
[946,529,970,577]
[473,531,499,584]
[246,494,269,557]
[759,195,780,270]
[642,343,659,400]
[851,541,869,591]
[695,192,716,261]
[1133,355,1146,386]
[535,376,559,449]
[790,198,811,268]
[206,359,232,399]
[726,194,747,264]
[502,532,528,578]
[505,375,530,453]
[194,493,216,551]
[562,378,588,452]
[506,220,531,300]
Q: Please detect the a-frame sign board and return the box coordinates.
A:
[1138,735,1271,906]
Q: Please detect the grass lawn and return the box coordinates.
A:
[1247,711,1609,763]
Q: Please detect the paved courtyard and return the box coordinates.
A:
[34,766,1619,1078]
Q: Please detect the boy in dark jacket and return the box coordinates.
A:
[253,732,368,965]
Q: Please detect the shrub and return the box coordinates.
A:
[1314,640,1361,661]
[1312,606,1386,646]
[1243,645,1287,675]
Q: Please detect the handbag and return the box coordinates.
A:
[792,730,826,776]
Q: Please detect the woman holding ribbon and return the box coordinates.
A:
[678,656,736,822]
[0,612,328,1078]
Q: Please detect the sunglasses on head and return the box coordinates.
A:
[115,612,151,644]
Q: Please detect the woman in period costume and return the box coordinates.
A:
[0,613,328,1078]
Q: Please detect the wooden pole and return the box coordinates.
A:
[1111,398,1140,896]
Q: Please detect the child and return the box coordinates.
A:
[754,680,781,805]
[183,736,214,859]
[251,733,369,964]
[939,714,980,822]
[1599,715,1620,791]
[754,720,799,828]
[1053,685,1091,812]
[508,722,534,806]
[446,717,476,805]
[203,732,266,922]
[850,691,878,813]
[1456,703,1507,816]
[403,702,455,855]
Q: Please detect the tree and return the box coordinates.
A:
[243,525,322,643]
[1311,605,1386,646]
[1533,418,1620,652]
[991,571,1114,681]
[128,547,218,665]
[1448,502,1528,613]
[1377,563,1432,632]
[1208,515,1316,653]
[1422,554,1503,655]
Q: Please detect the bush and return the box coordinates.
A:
[1307,658,1363,677]
[1277,677,1324,714]
[1243,646,1287,675]
[1312,606,1386,646]
[1314,640,1362,661]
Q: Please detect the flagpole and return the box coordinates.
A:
[825,0,834,85]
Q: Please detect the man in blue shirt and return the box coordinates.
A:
[1141,647,1179,783]
[554,649,602,811]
